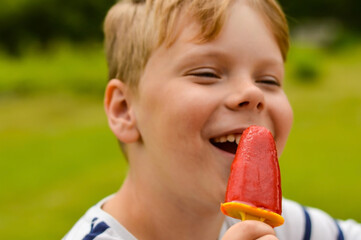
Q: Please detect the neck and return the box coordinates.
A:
[103,174,225,240]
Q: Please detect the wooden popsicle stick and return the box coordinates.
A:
[240,211,265,222]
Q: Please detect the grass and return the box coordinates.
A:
[282,43,361,220]
[0,93,128,239]
[0,42,360,239]
[0,42,107,96]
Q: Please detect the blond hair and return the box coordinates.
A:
[104,0,289,89]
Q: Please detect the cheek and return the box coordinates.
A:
[160,85,215,132]
[270,95,293,156]
[137,83,216,149]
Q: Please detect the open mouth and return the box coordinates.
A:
[210,133,242,155]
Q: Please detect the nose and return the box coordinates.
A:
[225,81,265,112]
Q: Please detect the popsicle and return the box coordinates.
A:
[220,125,284,227]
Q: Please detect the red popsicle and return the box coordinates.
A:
[220,125,284,227]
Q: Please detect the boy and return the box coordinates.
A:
[63,0,361,239]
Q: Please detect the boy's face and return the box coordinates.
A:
[131,1,293,207]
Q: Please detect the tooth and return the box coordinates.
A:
[236,135,241,144]
[220,136,227,143]
[227,134,235,142]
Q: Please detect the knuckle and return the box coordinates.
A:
[260,234,279,240]
[222,221,276,240]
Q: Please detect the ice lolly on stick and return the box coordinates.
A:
[220,125,284,227]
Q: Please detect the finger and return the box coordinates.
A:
[257,234,279,240]
[222,220,276,240]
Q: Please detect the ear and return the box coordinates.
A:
[104,79,139,143]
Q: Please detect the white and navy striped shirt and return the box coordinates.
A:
[63,196,361,240]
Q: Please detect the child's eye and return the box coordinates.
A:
[190,71,220,78]
[256,77,281,87]
[186,68,221,84]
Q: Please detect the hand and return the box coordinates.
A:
[222,220,278,240]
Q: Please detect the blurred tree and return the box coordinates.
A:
[279,0,361,31]
[0,0,360,56]
[0,0,115,55]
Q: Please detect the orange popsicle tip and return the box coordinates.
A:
[221,202,284,227]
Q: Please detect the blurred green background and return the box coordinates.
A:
[0,0,360,239]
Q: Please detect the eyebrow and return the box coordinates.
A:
[172,46,232,70]
[255,58,284,69]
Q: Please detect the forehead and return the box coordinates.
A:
[163,0,287,61]
[158,1,282,63]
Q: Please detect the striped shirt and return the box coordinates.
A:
[63,196,361,240]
